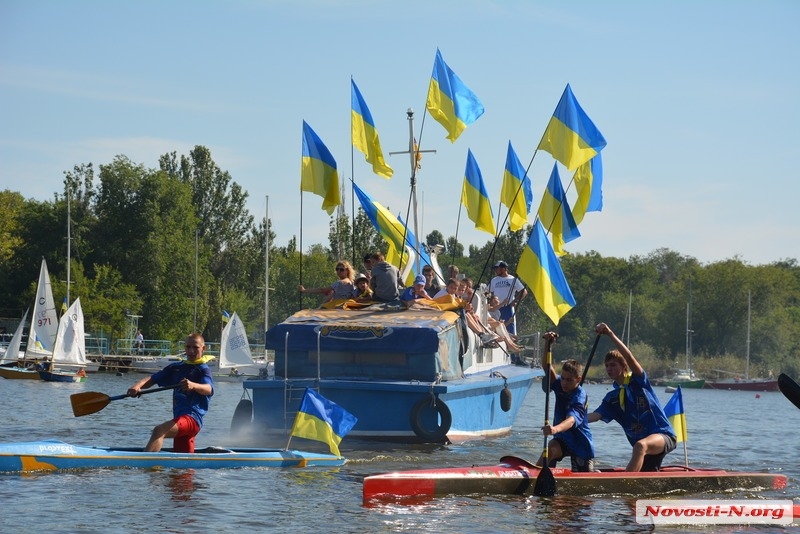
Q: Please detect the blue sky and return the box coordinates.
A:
[2,1,798,266]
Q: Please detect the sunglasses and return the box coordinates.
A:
[336,267,346,271]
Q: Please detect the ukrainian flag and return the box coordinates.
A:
[538,84,606,171]
[537,164,580,256]
[301,121,341,215]
[61,297,68,315]
[426,48,484,142]
[221,310,230,323]
[461,149,496,236]
[664,385,687,443]
[290,388,357,456]
[500,141,533,232]
[354,182,429,279]
[517,220,576,325]
[351,79,393,179]
[571,153,603,225]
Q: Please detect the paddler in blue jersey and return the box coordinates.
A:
[537,331,595,472]
[588,322,676,471]
[127,333,214,453]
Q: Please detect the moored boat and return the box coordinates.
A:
[38,298,88,383]
[0,440,345,473]
[240,300,542,444]
[704,378,778,392]
[362,455,787,503]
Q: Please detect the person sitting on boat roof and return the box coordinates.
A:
[433,278,460,299]
[422,264,442,295]
[588,322,676,472]
[369,251,403,302]
[298,260,356,304]
[353,273,373,303]
[127,332,214,453]
[538,332,595,472]
[399,275,431,305]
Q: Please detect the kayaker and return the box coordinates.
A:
[588,322,677,471]
[127,333,215,453]
[537,331,595,471]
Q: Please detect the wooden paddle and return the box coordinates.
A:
[70,385,179,417]
[778,373,800,410]
[533,336,557,497]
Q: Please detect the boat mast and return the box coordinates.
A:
[66,191,71,305]
[265,195,270,335]
[746,290,751,380]
[686,281,693,373]
[389,109,435,272]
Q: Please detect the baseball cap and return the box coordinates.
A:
[493,260,508,268]
[354,273,368,283]
[414,275,426,286]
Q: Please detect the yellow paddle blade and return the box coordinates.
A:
[70,391,112,417]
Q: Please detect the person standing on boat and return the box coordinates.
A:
[369,251,403,302]
[489,261,527,334]
[127,333,214,453]
[537,332,595,471]
[588,323,676,472]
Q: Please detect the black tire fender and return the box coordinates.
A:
[230,398,253,434]
[409,396,452,442]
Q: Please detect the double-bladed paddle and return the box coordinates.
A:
[778,373,800,410]
[70,385,179,417]
[580,334,602,386]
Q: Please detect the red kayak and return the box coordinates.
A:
[363,455,788,503]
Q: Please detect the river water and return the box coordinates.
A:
[1,373,797,533]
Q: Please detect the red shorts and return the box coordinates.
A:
[172,415,200,453]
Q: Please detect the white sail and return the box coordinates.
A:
[219,311,254,369]
[52,298,86,366]
[1,309,29,363]
[25,259,59,359]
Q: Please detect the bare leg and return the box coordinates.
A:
[536,440,564,467]
[145,419,179,452]
[627,434,666,471]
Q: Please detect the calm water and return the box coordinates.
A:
[1,374,797,533]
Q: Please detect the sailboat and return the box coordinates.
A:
[38,297,88,383]
[0,309,34,379]
[215,311,266,382]
[0,259,58,380]
[705,291,778,392]
[658,296,705,389]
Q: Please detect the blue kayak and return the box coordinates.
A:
[0,440,345,473]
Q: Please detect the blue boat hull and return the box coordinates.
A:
[242,364,539,443]
[0,440,345,473]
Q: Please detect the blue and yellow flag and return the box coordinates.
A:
[61,297,68,315]
[537,164,581,256]
[426,48,484,142]
[353,182,428,279]
[221,310,230,323]
[351,79,393,179]
[461,149,495,236]
[290,388,357,456]
[664,385,687,443]
[500,141,533,232]
[538,84,606,171]
[517,220,576,325]
[571,153,603,225]
[301,121,341,215]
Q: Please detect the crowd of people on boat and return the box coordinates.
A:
[297,253,530,359]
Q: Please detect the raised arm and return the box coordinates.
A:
[596,322,643,376]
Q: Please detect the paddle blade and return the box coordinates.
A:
[779,373,800,410]
[533,464,557,497]
[70,391,112,417]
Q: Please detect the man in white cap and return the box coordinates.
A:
[489,260,527,344]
